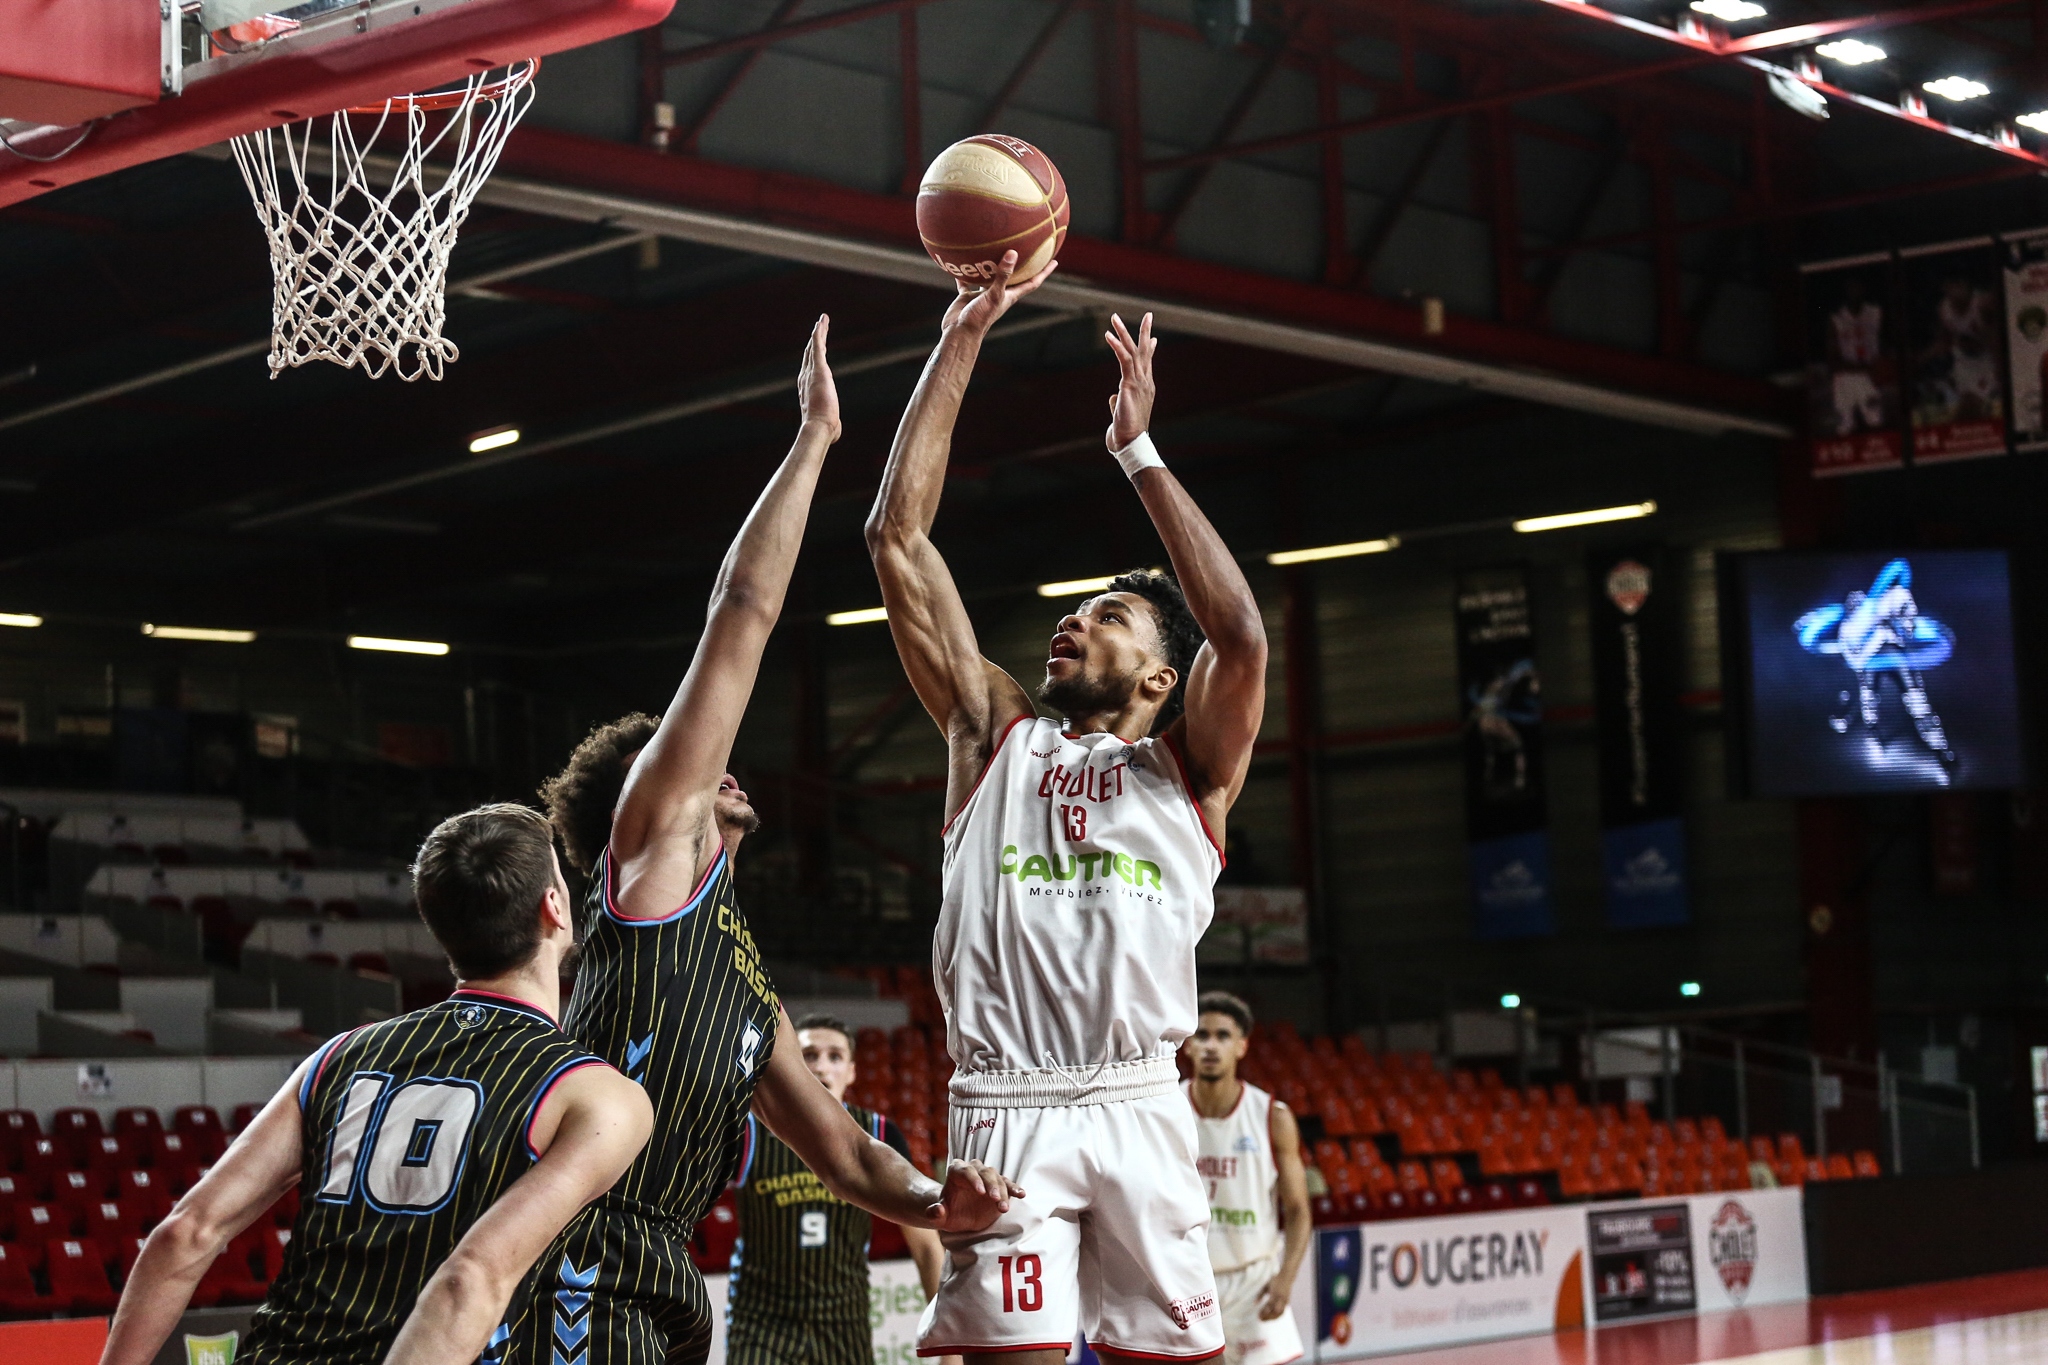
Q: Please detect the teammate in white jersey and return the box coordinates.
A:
[865,250,1268,1365]
[1184,994,1309,1365]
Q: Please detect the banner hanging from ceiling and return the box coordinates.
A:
[1587,546,1690,929]
[1801,252,1903,478]
[2001,229,2048,452]
[1455,565,1555,939]
[1901,237,2008,465]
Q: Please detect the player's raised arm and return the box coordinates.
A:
[750,1007,1018,1231]
[865,251,1054,813]
[381,1066,653,1365]
[1106,312,1267,826]
[100,1059,310,1365]
[609,316,840,912]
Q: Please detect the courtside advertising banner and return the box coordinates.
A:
[1587,547,1690,929]
[1455,565,1555,939]
[2001,229,2048,451]
[704,1261,931,1365]
[1684,1186,1809,1312]
[1801,252,1903,477]
[1902,237,2008,465]
[1312,1205,1586,1359]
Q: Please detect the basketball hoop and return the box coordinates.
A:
[229,59,539,382]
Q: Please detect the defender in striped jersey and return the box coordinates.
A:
[99,805,653,1365]
[725,1017,947,1365]
[511,318,1017,1365]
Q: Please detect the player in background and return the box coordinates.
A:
[1183,994,1309,1365]
[725,1015,948,1365]
[509,317,1018,1365]
[865,251,1268,1365]
[100,804,654,1365]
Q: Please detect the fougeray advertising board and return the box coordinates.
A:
[1308,1188,1806,1359]
[1314,1205,1587,1358]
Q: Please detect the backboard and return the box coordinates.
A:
[0,0,671,207]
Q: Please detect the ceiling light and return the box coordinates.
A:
[826,606,889,626]
[142,624,256,643]
[1266,536,1400,566]
[1500,993,1522,1009]
[1689,0,1764,20]
[348,635,450,656]
[1680,981,1703,998]
[1814,38,1884,65]
[468,425,520,455]
[1037,575,1119,597]
[2019,111,2048,133]
[1512,500,1656,534]
[0,613,41,628]
[1923,76,1989,102]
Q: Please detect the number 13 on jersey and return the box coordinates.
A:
[317,1072,481,1213]
[998,1254,1042,1312]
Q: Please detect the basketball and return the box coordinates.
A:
[915,135,1070,286]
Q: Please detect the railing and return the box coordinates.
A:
[1357,968,1980,1177]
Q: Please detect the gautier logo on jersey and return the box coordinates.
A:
[717,901,776,1006]
[999,844,1163,887]
[1367,1228,1549,1291]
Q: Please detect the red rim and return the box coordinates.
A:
[345,58,539,115]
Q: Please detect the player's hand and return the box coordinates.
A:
[1256,1275,1291,1320]
[943,250,1058,335]
[926,1159,1023,1231]
[799,313,841,442]
[1103,311,1157,452]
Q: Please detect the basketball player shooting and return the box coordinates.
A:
[865,251,1268,1365]
[500,317,1018,1365]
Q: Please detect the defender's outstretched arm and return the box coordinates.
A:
[100,1059,311,1365]
[611,317,840,914]
[1106,313,1267,825]
[865,252,1055,815]
[381,1068,652,1365]
[752,1007,1019,1231]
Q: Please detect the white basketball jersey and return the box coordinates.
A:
[1187,1080,1280,1273]
[937,716,1222,1074]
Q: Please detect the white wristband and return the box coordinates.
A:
[1113,432,1164,479]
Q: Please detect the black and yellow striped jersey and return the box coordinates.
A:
[566,844,780,1228]
[241,989,607,1365]
[727,1105,909,1323]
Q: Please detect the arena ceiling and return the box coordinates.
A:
[2,0,2045,655]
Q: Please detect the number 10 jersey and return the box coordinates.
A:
[242,989,608,1365]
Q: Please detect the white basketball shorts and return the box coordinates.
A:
[1213,1257,1303,1365]
[916,1058,1223,1359]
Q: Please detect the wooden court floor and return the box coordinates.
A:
[1360,1267,2048,1364]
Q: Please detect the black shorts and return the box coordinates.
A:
[724,1313,870,1365]
[511,1208,712,1365]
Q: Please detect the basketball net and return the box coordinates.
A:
[229,62,538,382]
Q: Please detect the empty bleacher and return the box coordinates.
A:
[0,1100,296,1317]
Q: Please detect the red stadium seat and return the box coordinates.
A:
[113,1108,163,1141]
[1825,1153,1855,1181]
[84,1198,147,1246]
[1852,1149,1883,1178]
[0,1110,37,1167]
[16,1204,66,1254]
[55,1169,111,1223]
[0,1241,54,1316]
[17,1139,65,1197]
[868,1218,908,1260]
[173,1106,225,1141]
[50,1109,104,1164]
[46,1237,118,1313]
[115,1169,173,1226]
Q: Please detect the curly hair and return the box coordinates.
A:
[1108,568,1205,728]
[540,713,661,875]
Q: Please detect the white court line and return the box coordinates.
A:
[1699,1307,2048,1365]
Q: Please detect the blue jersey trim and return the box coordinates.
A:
[298,1030,355,1111]
[732,1113,759,1187]
[601,844,727,926]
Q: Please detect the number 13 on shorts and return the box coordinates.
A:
[999,1254,1042,1312]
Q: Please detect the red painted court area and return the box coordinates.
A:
[1362,1267,2048,1364]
